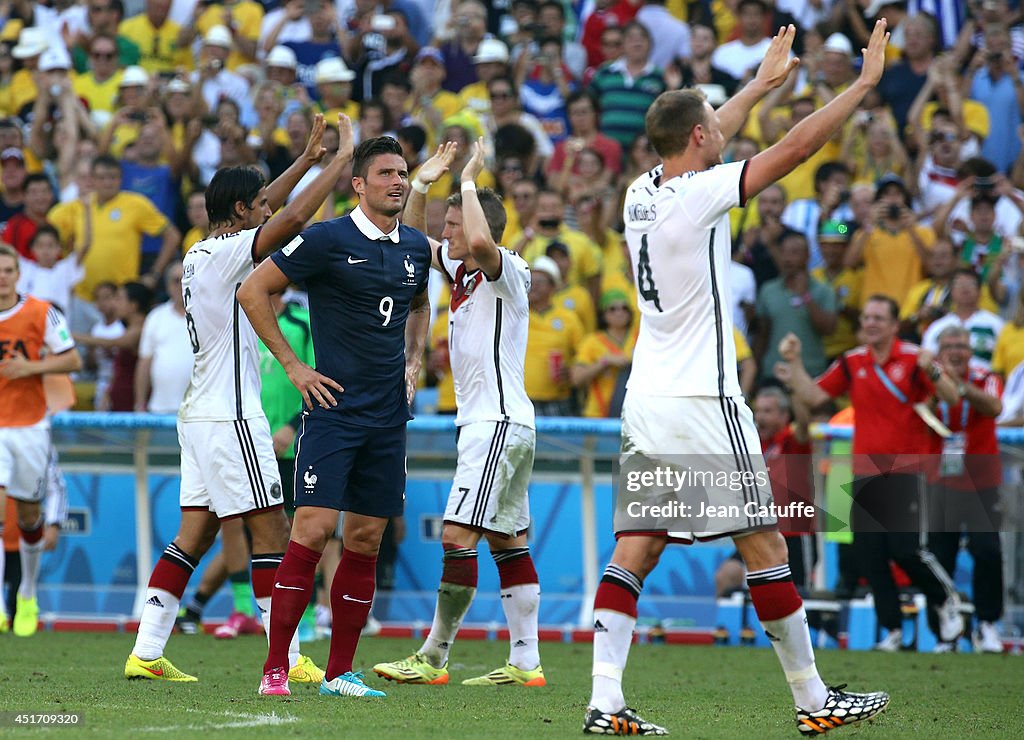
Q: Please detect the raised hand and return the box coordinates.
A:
[460,138,486,184]
[302,113,327,165]
[778,332,803,362]
[416,141,458,185]
[858,19,890,87]
[754,25,800,90]
[336,112,354,163]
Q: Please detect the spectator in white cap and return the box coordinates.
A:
[819,33,856,93]
[94,65,155,160]
[72,33,123,116]
[191,26,255,128]
[458,37,511,115]
[410,47,461,146]
[177,0,261,70]
[8,27,48,114]
[314,57,358,122]
[267,45,299,83]
[119,0,189,76]
[28,46,95,162]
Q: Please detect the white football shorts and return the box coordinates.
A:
[0,424,50,502]
[178,416,284,519]
[618,391,775,542]
[444,420,535,537]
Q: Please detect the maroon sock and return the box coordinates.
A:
[150,542,198,598]
[493,547,538,588]
[251,553,284,600]
[326,548,377,680]
[263,541,320,674]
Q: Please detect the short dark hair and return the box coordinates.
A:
[93,280,118,296]
[121,281,153,315]
[646,88,707,159]
[814,161,850,190]
[379,71,412,94]
[538,35,563,51]
[396,124,427,155]
[205,165,266,226]
[566,88,600,115]
[866,294,899,320]
[494,122,536,162]
[29,224,60,248]
[538,1,564,18]
[352,136,405,180]
[23,173,52,191]
[970,194,997,210]
[952,267,982,290]
[92,154,121,173]
[445,188,507,243]
[360,98,393,131]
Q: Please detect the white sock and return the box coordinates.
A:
[132,589,180,660]
[421,582,476,668]
[257,595,271,637]
[501,583,540,671]
[289,622,301,670]
[18,523,46,601]
[590,609,636,713]
[762,607,828,710]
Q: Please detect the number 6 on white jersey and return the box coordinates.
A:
[379,296,394,326]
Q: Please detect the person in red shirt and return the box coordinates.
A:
[580,0,640,70]
[776,294,965,652]
[925,325,1005,653]
[1,174,54,260]
[753,386,815,591]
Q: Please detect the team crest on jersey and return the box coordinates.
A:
[450,265,482,312]
[403,255,417,285]
[889,364,906,382]
[270,482,282,500]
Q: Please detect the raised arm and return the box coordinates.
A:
[717,25,800,141]
[263,114,329,213]
[237,259,343,409]
[405,141,458,268]
[459,139,502,279]
[256,114,355,260]
[744,20,890,200]
[773,333,832,411]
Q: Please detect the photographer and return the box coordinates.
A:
[845,174,935,307]
[966,23,1022,174]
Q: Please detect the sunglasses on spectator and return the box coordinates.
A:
[92,50,116,59]
[939,343,971,351]
[490,90,514,99]
[605,305,629,312]
[501,163,523,173]
[90,4,113,12]
[929,131,958,144]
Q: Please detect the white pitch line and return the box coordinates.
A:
[137,710,299,732]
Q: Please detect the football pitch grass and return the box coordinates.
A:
[1,633,1020,737]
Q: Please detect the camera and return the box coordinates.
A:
[200,114,220,128]
[987,51,1003,63]
[974,176,995,190]
[886,204,902,220]
[127,110,148,123]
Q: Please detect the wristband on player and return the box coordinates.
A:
[460,181,477,194]
[411,177,430,194]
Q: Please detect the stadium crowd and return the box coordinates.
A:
[2,0,1024,654]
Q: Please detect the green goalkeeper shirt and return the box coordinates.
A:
[259,302,314,460]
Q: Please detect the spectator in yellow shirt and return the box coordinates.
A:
[571,289,636,418]
[845,174,933,307]
[458,38,511,118]
[812,220,862,361]
[510,188,602,301]
[48,155,181,300]
[181,0,263,70]
[547,241,596,333]
[119,0,190,75]
[526,255,584,415]
[181,189,209,253]
[992,291,1024,377]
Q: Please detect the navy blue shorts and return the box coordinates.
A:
[292,412,407,518]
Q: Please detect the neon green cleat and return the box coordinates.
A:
[12,595,39,637]
[462,662,546,687]
[289,654,325,683]
[124,654,198,682]
[373,653,450,685]
[0,607,9,634]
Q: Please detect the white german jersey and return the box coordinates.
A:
[623,160,749,398]
[439,245,535,429]
[178,227,264,422]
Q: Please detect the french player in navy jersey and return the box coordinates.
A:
[238,136,432,699]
